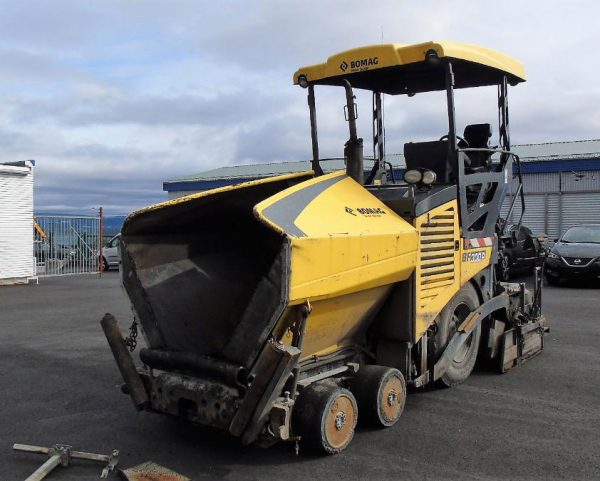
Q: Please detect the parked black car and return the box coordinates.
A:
[496,223,543,281]
[545,224,600,285]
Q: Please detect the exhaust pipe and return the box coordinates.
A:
[343,80,364,184]
[100,313,149,410]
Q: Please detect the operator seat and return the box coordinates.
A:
[462,123,496,209]
[462,123,492,172]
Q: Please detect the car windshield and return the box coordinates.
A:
[105,235,119,247]
[561,226,600,243]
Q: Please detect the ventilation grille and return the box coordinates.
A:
[562,257,593,266]
[418,206,456,309]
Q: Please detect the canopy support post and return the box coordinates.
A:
[498,75,511,154]
[444,61,458,162]
[343,80,364,184]
[307,85,323,176]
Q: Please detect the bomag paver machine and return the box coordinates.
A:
[102,41,547,454]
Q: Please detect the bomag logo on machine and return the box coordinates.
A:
[340,57,379,73]
[345,206,386,217]
[462,251,487,262]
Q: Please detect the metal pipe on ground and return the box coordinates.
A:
[23,454,61,481]
[13,443,119,480]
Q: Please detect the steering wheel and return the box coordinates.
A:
[439,134,469,148]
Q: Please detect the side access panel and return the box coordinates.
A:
[414,199,461,341]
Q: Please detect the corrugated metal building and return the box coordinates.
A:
[164,140,600,240]
[0,160,35,284]
[500,141,600,240]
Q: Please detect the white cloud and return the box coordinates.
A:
[0,0,599,214]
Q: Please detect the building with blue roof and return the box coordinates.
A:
[164,140,600,240]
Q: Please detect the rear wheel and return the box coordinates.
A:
[350,365,405,428]
[434,283,482,387]
[497,252,511,281]
[101,256,109,272]
[293,381,358,454]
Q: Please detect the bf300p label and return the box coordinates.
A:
[462,251,487,263]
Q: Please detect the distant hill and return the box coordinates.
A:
[103,216,127,235]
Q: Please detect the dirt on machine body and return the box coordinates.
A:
[103,41,547,454]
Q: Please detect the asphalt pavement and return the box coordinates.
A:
[0,272,598,480]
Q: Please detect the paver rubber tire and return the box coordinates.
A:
[292,381,358,454]
[349,365,406,428]
[435,283,482,387]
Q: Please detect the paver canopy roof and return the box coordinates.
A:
[293,41,526,94]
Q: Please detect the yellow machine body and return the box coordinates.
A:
[252,171,492,358]
[254,171,418,359]
[120,169,493,366]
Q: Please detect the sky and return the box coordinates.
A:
[1,1,599,215]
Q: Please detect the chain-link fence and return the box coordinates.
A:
[34,214,103,277]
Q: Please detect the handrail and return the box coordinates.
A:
[455,147,525,239]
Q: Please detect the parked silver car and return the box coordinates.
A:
[101,234,121,271]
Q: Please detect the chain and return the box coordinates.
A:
[124,318,138,352]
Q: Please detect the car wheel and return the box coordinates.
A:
[545,272,560,286]
[101,257,109,272]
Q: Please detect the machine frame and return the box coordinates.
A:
[102,41,547,456]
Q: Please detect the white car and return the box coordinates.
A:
[101,234,121,271]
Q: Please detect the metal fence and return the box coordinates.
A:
[34,214,102,277]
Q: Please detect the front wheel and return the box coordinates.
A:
[293,381,358,454]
